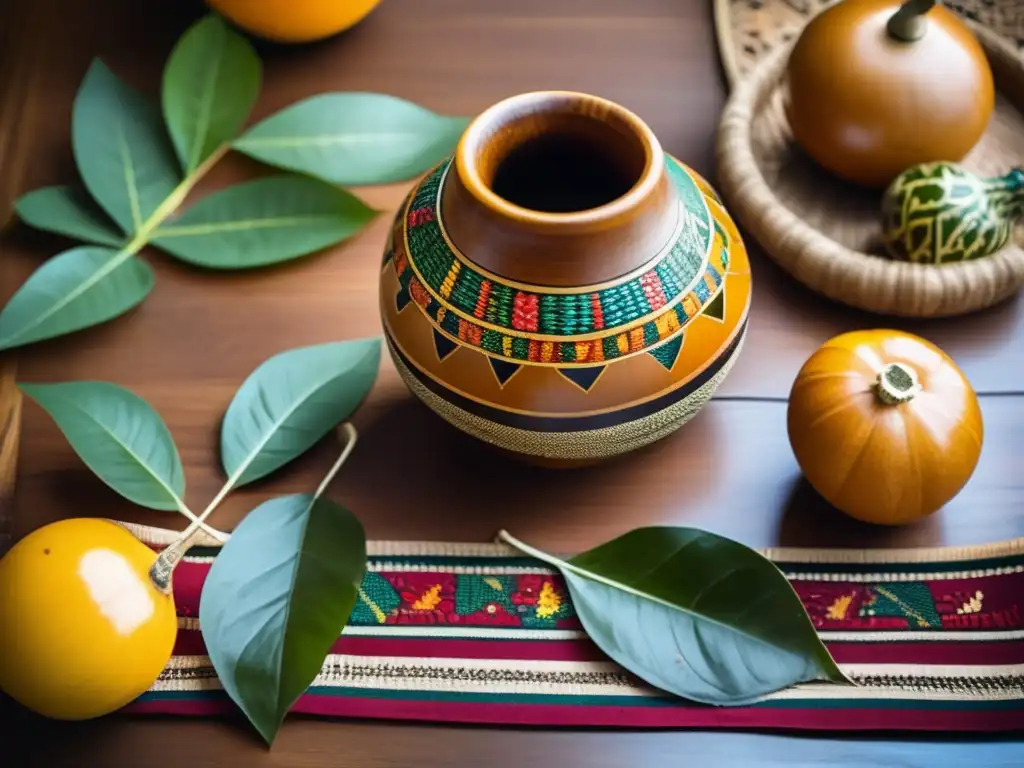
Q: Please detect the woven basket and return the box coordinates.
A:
[715,24,1024,317]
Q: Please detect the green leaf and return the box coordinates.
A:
[72,59,182,234]
[162,14,261,173]
[0,246,153,350]
[15,186,125,246]
[501,528,849,705]
[199,493,366,745]
[232,93,470,186]
[18,381,186,511]
[220,338,381,488]
[152,175,377,269]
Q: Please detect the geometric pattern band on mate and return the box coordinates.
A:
[389,167,732,366]
[394,244,728,366]
[396,156,719,339]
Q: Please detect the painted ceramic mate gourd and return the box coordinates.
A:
[882,162,1024,263]
[786,0,995,188]
[379,92,752,465]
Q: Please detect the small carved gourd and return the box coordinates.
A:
[787,330,983,526]
[881,163,1024,263]
[786,0,995,188]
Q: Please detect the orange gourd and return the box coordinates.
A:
[785,0,995,188]
[786,330,983,526]
[206,0,382,43]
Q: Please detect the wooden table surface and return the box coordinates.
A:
[1,0,1021,765]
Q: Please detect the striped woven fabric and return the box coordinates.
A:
[123,524,1024,732]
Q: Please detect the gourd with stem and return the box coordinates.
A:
[786,0,995,188]
[786,329,983,526]
[886,0,936,43]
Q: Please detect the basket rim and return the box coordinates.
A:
[714,22,1024,318]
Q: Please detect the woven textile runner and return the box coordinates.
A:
[122,523,1024,732]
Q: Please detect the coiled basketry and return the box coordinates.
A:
[715,23,1024,317]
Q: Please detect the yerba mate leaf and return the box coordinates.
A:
[500,527,850,705]
[233,92,469,186]
[200,493,366,745]
[19,380,186,511]
[153,175,376,269]
[162,13,261,172]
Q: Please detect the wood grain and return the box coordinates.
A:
[0,0,46,554]
[1,0,1022,765]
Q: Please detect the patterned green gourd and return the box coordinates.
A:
[881,162,1024,264]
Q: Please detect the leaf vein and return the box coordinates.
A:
[0,249,137,347]
[154,215,344,237]
[117,121,143,231]
[234,132,426,149]
[188,22,223,170]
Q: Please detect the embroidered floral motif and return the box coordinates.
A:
[794,577,1023,632]
[957,591,984,615]
[411,585,443,611]
[536,581,562,619]
[826,594,854,621]
[331,570,1024,634]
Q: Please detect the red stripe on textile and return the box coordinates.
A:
[826,640,1024,666]
[125,696,1024,732]
[173,627,1024,667]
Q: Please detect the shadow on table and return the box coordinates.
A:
[775,476,946,550]
[341,394,724,542]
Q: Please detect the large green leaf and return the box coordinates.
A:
[152,176,377,269]
[162,13,261,173]
[502,528,849,705]
[15,185,125,246]
[72,59,182,234]
[199,493,366,745]
[0,246,153,350]
[19,381,186,511]
[232,93,470,186]
[220,338,381,488]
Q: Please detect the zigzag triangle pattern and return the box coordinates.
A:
[433,330,458,361]
[702,289,726,322]
[395,283,412,312]
[558,365,606,392]
[488,357,522,386]
[649,334,684,371]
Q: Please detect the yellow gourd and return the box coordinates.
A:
[0,519,177,720]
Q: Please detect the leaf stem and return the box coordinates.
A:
[498,530,627,592]
[315,422,358,499]
[149,422,359,594]
[497,530,566,569]
[124,142,230,253]
[174,498,228,542]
